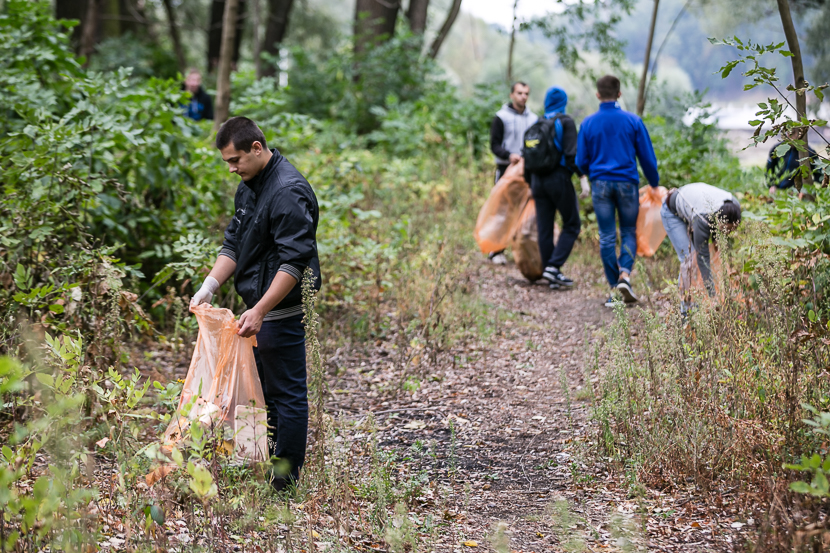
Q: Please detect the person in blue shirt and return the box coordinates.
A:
[576,75,659,307]
[530,87,583,289]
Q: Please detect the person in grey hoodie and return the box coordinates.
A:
[487,81,538,265]
[661,182,741,313]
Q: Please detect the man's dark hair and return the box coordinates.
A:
[215,116,267,152]
[511,81,529,93]
[715,199,742,226]
[596,75,621,100]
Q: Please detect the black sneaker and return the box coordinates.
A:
[542,266,574,288]
[616,278,638,303]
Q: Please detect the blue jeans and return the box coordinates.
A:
[591,180,640,287]
[253,314,308,483]
[660,202,696,294]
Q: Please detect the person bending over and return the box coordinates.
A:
[576,75,659,307]
[660,182,741,315]
[190,116,321,492]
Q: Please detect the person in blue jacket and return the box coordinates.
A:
[576,75,659,307]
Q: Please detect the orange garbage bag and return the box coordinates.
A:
[636,185,668,257]
[510,197,544,281]
[474,160,529,254]
[163,305,268,462]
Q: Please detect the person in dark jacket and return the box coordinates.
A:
[183,69,214,121]
[530,87,582,289]
[576,74,659,307]
[190,117,321,491]
[487,82,538,265]
[766,138,821,193]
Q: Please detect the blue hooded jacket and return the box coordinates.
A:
[539,87,578,172]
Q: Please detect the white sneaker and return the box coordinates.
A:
[489,252,507,265]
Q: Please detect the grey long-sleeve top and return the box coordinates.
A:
[672,183,739,293]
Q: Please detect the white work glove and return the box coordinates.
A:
[579,176,591,199]
[190,276,219,310]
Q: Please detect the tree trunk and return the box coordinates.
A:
[507,0,519,82]
[406,0,429,34]
[636,0,660,116]
[776,0,812,189]
[427,0,460,59]
[214,0,240,130]
[260,0,294,78]
[208,0,247,72]
[253,0,262,78]
[56,0,90,47]
[161,0,186,71]
[354,0,400,55]
[79,0,98,61]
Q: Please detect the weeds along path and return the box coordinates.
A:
[328,254,746,552]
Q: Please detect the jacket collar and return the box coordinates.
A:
[599,101,620,110]
[243,148,280,196]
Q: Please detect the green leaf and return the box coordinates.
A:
[48,304,65,314]
[2,446,13,462]
[790,481,812,494]
[150,504,165,525]
[171,446,183,468]
[813,471,829,496]
[35,373,55,388]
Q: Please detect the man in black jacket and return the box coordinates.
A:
[190,117,321,491]
[183,69,214,121]
[531,87,583,289]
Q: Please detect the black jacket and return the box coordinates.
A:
[184,86,214,121]
[220,150,321,320]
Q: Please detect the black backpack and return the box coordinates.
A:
[522,115,564,175]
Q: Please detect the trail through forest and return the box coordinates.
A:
[306,258,757,552]
[134,254,762,552]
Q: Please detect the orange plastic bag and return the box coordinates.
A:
[636,185,668,257]
[510,197,544,281]
[163,305,268,462]
[474,160,529,254]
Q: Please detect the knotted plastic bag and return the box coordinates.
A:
[474,160,530,254]
[163,305,268,462]
[636,185,668,257]
[510,197,544,281]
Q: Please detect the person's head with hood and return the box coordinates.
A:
[544,87,568,119]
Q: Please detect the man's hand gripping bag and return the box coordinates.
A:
[164,305,268,463]
[636,185,668,257]
[474,160,530,255]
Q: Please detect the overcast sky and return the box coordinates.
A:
[462,0,555,27]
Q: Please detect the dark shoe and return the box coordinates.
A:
[616,278,638,303]
[488,252,507,265]
[542,266,574,288]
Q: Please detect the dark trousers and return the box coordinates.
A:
[253,314,307,483]
[531,169,581,269]
[495,164,509,185]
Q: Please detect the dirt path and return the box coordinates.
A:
[328,258,749,552]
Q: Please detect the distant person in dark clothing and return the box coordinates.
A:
[766,138,821,194]
[488,82,538,265]
[529,87,582,290]
[183,69,214,121]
